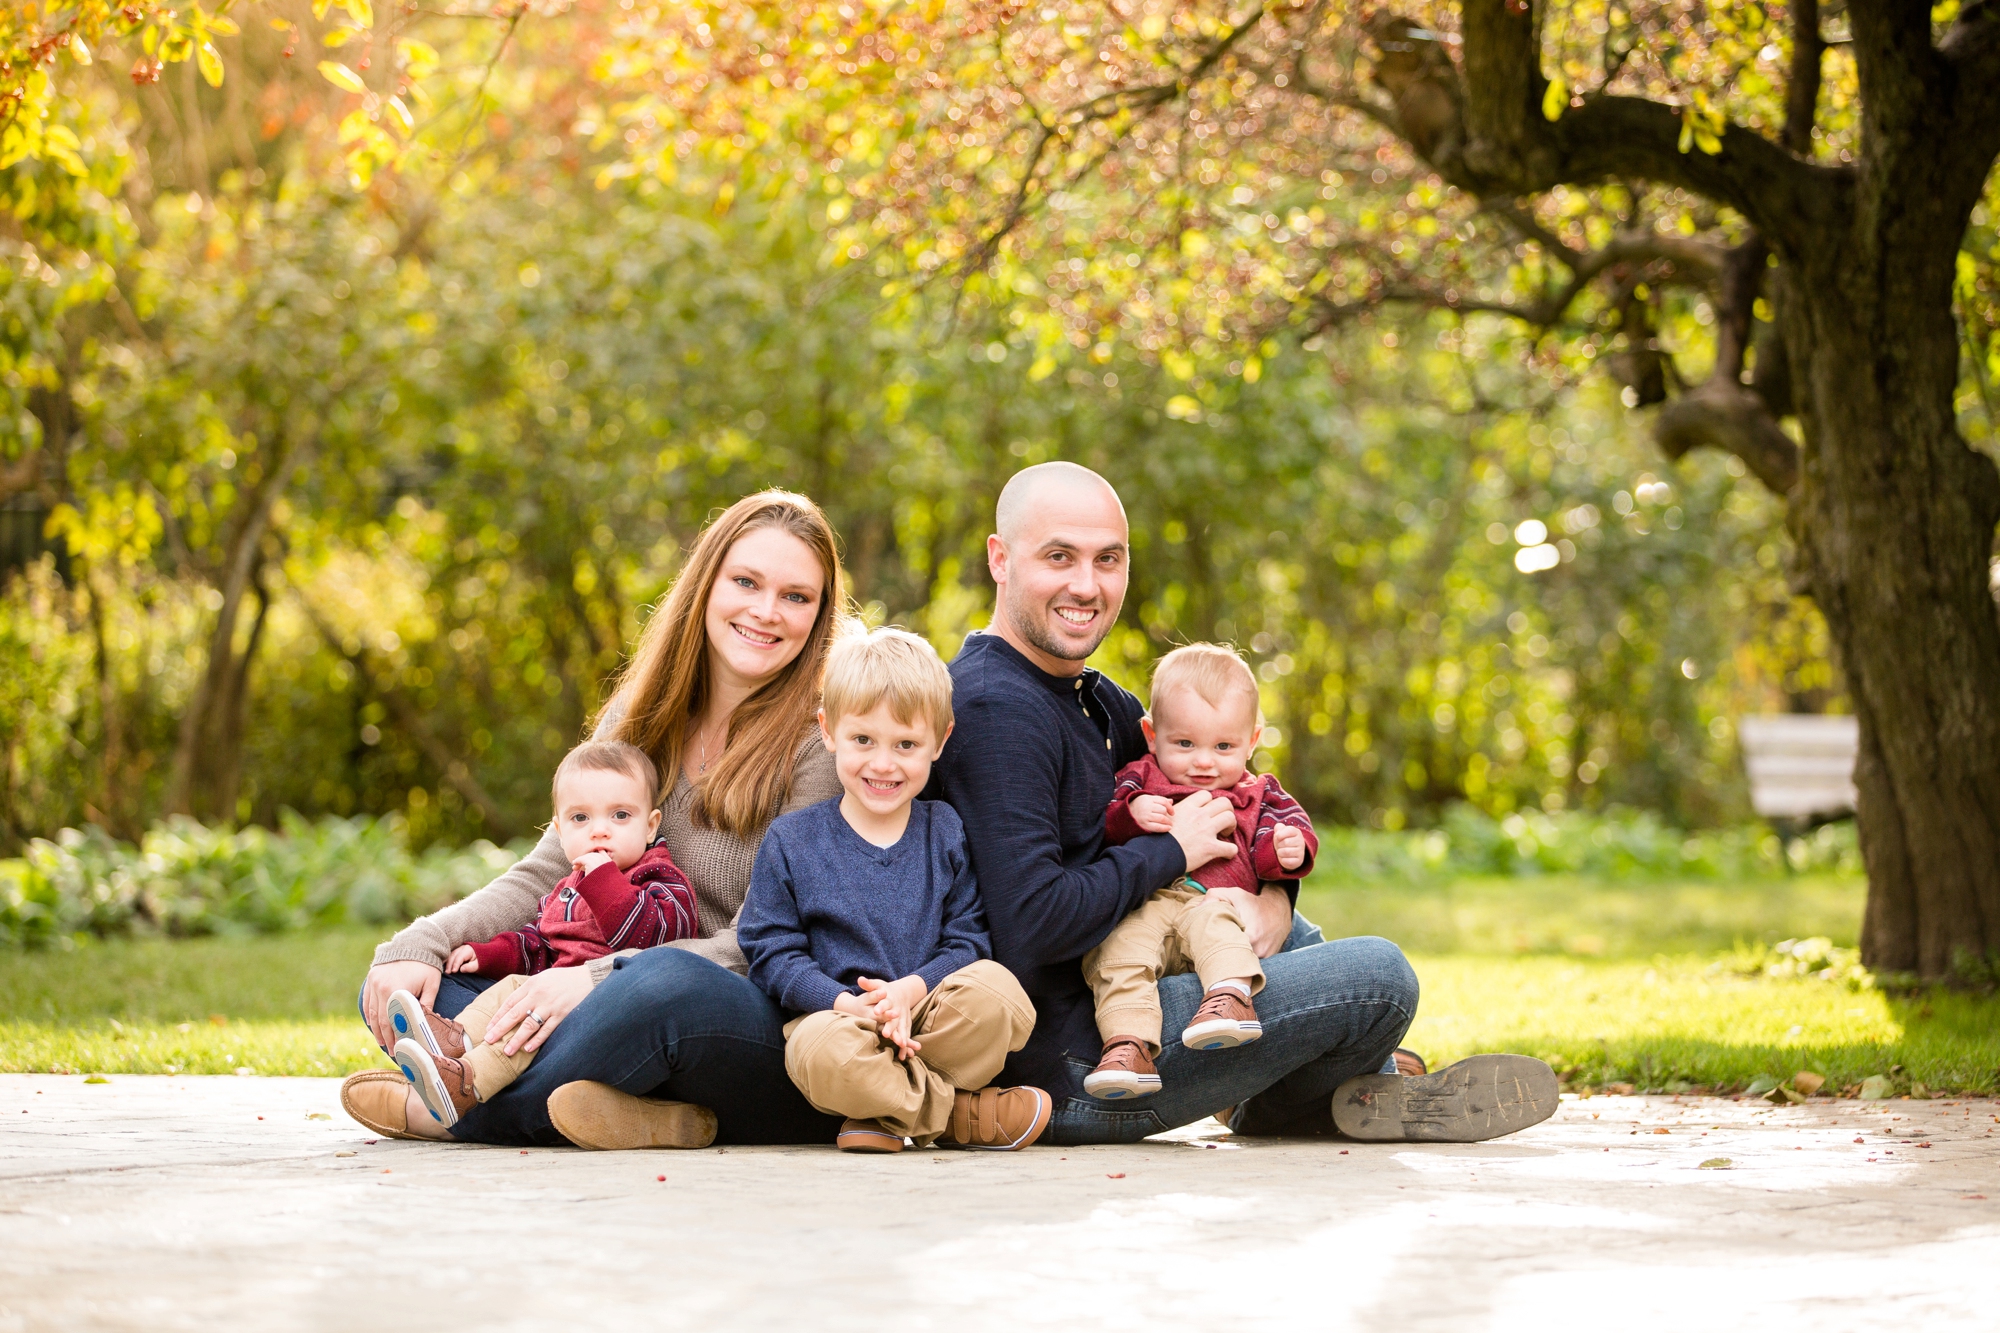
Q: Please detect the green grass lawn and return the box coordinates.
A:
[2,874,1994,1093]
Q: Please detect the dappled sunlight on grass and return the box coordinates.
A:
[0,1018,385,1078]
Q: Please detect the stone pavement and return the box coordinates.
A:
[1,1073,1995,1332]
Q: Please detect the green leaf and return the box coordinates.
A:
[1541,76,1566,123]
[197,40,224,88]
[1698,1157,1732,1169]
[318,60,366,94]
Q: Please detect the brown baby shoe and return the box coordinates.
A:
[1082,1037,1162,1101]
[938,1086,1052,1151]
[386,989,468,1060]
[837,1118,906,1153]
[1181,985,1263,1051]
[395,1039,478,1129]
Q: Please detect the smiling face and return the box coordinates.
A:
[553,765,662,869]
[1144,684,1262,790]
[820,701,950,836]
[987,470,1129,675]
[703,525,826,697]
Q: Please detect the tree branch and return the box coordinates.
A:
[1655,380,1801,495]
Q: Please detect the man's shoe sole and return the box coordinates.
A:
[387,991,442,1057]
[546,1080,718,1150]
[393,1039,463,1129]
[1332,1054,1559,1143]
[1181,1019,1262,1051]
[1083,1068,1162,1100]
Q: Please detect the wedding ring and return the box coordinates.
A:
[526,1011,545,1025]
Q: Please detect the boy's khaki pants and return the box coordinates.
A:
[783,960,1036,1145]
[454,974,538,1101]
[1082,884,1265,1054]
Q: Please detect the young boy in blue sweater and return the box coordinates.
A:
[738,627,1051,1154]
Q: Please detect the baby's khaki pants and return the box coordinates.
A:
[1082,883,1265,1053]
[783,960,1036,1145]
[454,974,538,1102]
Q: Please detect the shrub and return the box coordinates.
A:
[1312,804,1859,886]
[0,813,528,949]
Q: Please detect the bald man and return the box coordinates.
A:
[927,462,1558,1143]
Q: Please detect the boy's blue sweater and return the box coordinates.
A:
[739,796,990,1016]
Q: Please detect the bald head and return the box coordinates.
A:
[994,462,1126,546]
[986,462,1130,675]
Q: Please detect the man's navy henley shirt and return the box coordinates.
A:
[924,632,1189,1096]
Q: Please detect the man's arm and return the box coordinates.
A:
[915,823,994,994]
[937,698,1184,978]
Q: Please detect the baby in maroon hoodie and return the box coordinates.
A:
[387,740,696,1129]
[1083,644,1317,1100]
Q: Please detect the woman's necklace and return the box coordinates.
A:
[692,720,721,774]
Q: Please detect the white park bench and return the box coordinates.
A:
[1737,714,1859,825]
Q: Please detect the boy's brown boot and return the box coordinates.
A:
[1082,1037,1162,1101]
[1181,985,1263,1051]
[395,1039,478,1129]
[836,1118,906,1153]
[386,989,468,1060]
[938,1086,1052,1151]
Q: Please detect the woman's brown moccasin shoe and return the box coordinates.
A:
[340,1068,423,1140]
[547,1081,718,1150]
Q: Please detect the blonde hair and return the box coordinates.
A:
[553,740,661,808]
[609,490,850,839]
[1148,642,1262,723]
[820,627,955,741]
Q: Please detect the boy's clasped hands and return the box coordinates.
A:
[835,974,928,1060]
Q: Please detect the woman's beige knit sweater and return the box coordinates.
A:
[370,722,840,984]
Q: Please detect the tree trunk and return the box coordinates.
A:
[1780,240,2000,978]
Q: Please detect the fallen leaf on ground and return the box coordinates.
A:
[1653,1127,1671,1134]
[1699,1158,1732,1169]
[1859,1075,1893,1100]
[335,1151,355,1158]
[1107,1172,1125,1179]
[1792,1071,1826,1096]
[83,1075,107,1084]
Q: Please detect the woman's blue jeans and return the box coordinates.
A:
[366,915,1413,1147]
[400,950,842,1147]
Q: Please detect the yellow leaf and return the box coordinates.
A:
[1028,353,1056,382]
[68,36,91,66]
[1165,395,1202,421]
[206,16,239,35]
[343,0,374,26]
[397,38,438,78]
[1677,116,1694,154]
[312,0,334,19]
[1694,129,1722,155]
[1541,76,1566,122]
[197,40,224,87]
[318,60,366,93]
[1242,356,1261,384]
[383,96,413,134]
[322,26,358,48]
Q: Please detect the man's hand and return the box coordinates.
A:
[1208,885,1293,958]
[445,944,479,975]
[1272,825,1308,871]
[1169,790,1237,873]
[1127,793,1175,833]
[361,959,442,1052]
[575,850,614,875]
[485,965,595,1056]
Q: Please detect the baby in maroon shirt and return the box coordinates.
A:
[1083,643,1317,1100]
[387,740,696,1129]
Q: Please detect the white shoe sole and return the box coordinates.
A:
[394,1038,462,1129]
[1083,1069,1162,1100]
[1181,1020,1262,1051]
[1332,1054,1560,1143]
[386,991,439,1057]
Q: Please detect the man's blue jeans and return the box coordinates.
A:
[1046,916,1418,1145]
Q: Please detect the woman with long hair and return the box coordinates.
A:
[343,490,851,1147]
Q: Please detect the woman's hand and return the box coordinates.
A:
[485,965,596,1056]
[362,959,442,1052]
[1169,790,1238,873]
[1208,885,1293,958]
